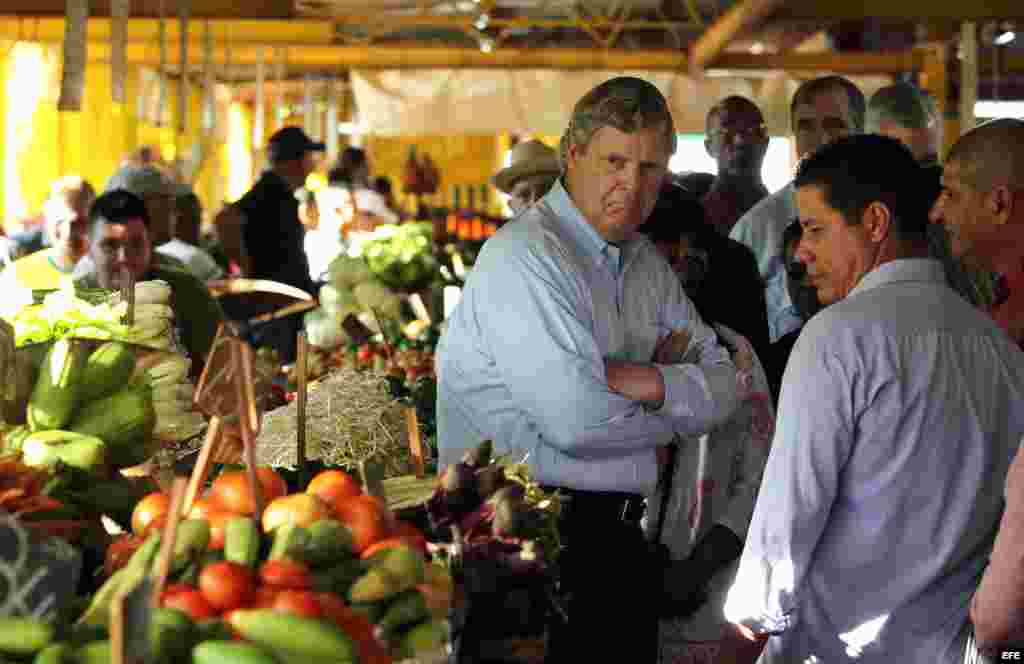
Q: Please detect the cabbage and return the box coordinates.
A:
[4,288,128,348]
[358,223,438,292]
[318,284,360,318]
[327,254,375,290]
[353,281,403,321]
[304,307,349,350]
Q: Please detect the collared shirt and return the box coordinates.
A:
[991,263,1024,350]
[729,183,803,343]
[436,180,739,494]
[724,258,1024,664]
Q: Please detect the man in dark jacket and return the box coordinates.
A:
[235,126,324,361]
[638,182,770,363]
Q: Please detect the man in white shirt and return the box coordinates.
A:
[438,76,738,663]
[158,185,224,282]
[729,76,865,345]
[724,134,1024,663]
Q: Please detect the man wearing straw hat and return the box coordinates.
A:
[491,139,561,215]
[437,76,739,663]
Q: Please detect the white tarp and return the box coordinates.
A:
[351,69,891,136]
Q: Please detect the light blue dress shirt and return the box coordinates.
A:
[436,180,738,494]
[724,258,1024,664]
[729,182,803,344]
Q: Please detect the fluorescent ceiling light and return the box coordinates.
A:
[995,30,1016,45]
[975,101,1024,118]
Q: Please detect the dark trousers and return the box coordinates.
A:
[546,489,660,664]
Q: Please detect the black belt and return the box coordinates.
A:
[543,487,644,526]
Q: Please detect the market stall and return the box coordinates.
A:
[0,256,562,664]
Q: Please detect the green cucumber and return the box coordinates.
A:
[33,642,73,664]
[305,520,354,567]
[80,342,137,404]
[224,517,261,568]
[27,338,87,432]
[0,617,54,655]
[192,641,280,664]
[268,523,310,562]
[226,609,356,661]
[376,589,430,640]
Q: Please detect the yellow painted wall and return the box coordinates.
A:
[1,41,232,230]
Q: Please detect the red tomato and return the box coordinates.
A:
[360,537,426,561]
[316,592,353,627]
[188,495,223,521]
[260,559,313,590]
[210,467,289,515]
[248,586,280,609]
[357,345,374,362]
[307,470,362,515]
[198,561,256,612]
[161,583,196,599]
[273,590,323,618]
[104,534,145,577]
[162,589,216,621]
[316,596,391,664]
[132,493,170,536]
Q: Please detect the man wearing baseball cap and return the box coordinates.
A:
[491,139,561,215]
[234,126,325,361]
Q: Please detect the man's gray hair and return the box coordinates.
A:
[791,75,866,133]
[866,82,935,132]
[559,76,677,170]
[105,164,172,198]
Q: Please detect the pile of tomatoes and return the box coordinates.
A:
[108,466,435,615]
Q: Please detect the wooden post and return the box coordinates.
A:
[405,407,425,478]
[296,331,308,477]
[234,342,264,518]
[177,0,189,147]
[919,43,958,159]
[111,0,128,105]
[960,22,979,135]
[150,478,187,608]
[156,0,166,127]
[57,0,88,112]
[254,46,265,150]
[183,416,222,515]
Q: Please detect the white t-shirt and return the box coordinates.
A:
[156,240,224,282]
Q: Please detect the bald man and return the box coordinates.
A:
[936,119,1024,656]
[930,117,1024,347]
[702,96,771,234]
[868,83,990,309]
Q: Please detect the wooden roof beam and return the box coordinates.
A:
[690,0,788,71]
[774,0,1024,21]
[71,41,929,73]
[0,16,337,44]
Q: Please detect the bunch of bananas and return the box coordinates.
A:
[138,353,206,442]
[111,281,177,351]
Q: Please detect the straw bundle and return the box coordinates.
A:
[256,366,416,475]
